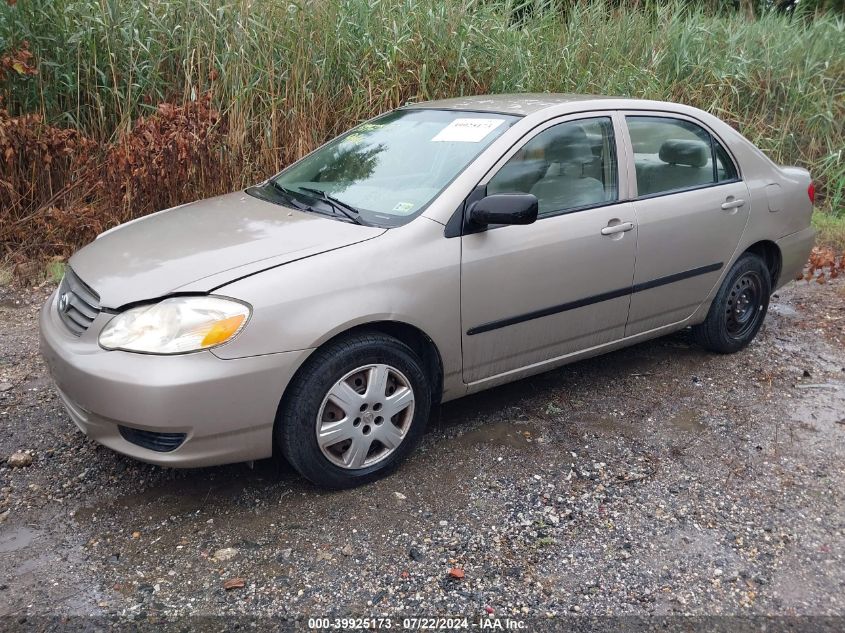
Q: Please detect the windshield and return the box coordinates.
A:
[267,109,518,226]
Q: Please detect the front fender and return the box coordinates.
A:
[210,218,462,393]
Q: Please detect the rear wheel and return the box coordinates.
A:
[692,252,771,354]
[276,333,431,488]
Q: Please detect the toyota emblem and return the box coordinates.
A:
[58,292,71,313]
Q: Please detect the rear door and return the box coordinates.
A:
[621,113,750,336]
[460,113,637,384]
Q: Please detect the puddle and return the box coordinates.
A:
[789,386,845,436]
[575,412,646,437]
[452,420,534,448]
[0,526,39,553]
[770,303,799,319]
[668,409,706,433]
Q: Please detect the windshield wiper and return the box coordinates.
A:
[296,186,364,225]
[267,181,310,210]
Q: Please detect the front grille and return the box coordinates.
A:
[119,426,187,452]
[57,267,101,335]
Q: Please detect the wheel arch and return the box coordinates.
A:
[333,321,445,405]
[272,320,445,455]
[743,240,782,289]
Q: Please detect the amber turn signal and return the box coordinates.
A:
[201,314,247,347]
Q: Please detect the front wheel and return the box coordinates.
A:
[276,333,431,489]
[692,252,771,354]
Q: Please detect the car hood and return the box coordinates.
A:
[68,191,386,309]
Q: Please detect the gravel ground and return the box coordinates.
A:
[0,276,844,625]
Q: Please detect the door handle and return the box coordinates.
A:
[721,198,745,210]
[601,221,634,236]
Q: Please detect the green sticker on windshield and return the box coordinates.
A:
[392,202,414,213]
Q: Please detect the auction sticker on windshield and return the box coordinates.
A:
[431,118,505,142]
[392,202,415,213]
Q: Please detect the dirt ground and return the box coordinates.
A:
[0,276,844,626]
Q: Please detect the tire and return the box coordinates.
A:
[692,252,771,354]
[276,333,431,489]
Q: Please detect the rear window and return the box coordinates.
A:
[715,140,738,182]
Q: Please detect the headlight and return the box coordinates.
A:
[99,296,251,354]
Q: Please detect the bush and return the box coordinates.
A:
[0,0,843,263]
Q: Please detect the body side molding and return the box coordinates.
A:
[466,262,723,336]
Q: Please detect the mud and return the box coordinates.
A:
[0,277,843,620]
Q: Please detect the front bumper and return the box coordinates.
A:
[39,291,311,467]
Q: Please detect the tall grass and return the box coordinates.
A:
[0,0,843,261]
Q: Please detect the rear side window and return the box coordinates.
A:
[714,140,738,182]
[626,116,736,197]
[487,117,618,218]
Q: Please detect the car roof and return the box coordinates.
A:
[403,93,630,116]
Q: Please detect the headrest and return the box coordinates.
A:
[545,126,593,164]
[659,139,709,168]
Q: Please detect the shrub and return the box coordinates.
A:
[0,0,842,265]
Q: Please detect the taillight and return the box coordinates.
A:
[808,181,815,205]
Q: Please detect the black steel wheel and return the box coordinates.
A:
[724,270,765,339]
[693,253,771,354]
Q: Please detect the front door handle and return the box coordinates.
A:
[601,221,634,236]
[721,198,745,210]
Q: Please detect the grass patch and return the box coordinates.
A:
[813,209,845,251]
[45,260,65,284]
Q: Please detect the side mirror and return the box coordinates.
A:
[468,193,538,227]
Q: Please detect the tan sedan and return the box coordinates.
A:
[40,94,815,487]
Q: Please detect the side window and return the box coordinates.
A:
[487,117,617,218]
[626,116,715,197]
[714,140,738,182]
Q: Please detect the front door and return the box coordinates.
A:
[621,114,751,336]
[460,114,638,384]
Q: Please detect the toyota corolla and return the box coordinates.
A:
[39,94,815,488]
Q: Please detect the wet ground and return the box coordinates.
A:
[0,277,844,623]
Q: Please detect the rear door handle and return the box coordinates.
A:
[601,221,634,236]
[721,198,745,210]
